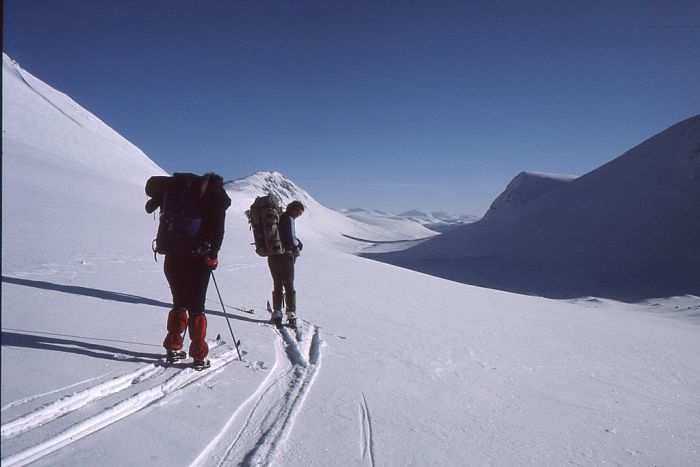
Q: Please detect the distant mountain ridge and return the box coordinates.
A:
[341,208,479,234]
[370,114,700,300]
[483,171,577,220]
[225,171,437,253]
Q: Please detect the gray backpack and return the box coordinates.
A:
[248,194,284,256]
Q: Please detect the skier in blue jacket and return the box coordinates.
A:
[269,200,304,327]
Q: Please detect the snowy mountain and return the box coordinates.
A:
[226,172,437,253]
[372,115,700,300]
[2,53,166,276]
[1,54,163,183]
[397,209,480,232]
[338,207,440,237]
[482,171,577,220]
[339,208,478,235]
[3,54,700,467]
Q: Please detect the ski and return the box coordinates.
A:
[289,322,302,342]
[209,299,254,314]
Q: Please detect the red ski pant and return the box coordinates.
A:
[163,308,209,360]
[162,255,211,360]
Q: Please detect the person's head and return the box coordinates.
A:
[286,200,305,218]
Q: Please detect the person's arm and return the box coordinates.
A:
[201,187,231,257]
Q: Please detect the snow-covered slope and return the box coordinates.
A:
[3,55,700,467]
[339,208,478,235]
[373,115,700,300]
[1,53,163,183]
[226,172,437,253]
[2,53,166,275]
[483,171,577,220]
[397,209,480,232]
[339,208,440,236]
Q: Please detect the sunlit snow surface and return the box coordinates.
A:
[3,53,700,466]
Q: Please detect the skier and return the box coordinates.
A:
[269,200,305,327]
[146,172,231,370]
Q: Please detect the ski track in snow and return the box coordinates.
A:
[191,321,322,467]
[0,365,166,440]
[0,371,114,413]
[0,340,236,467]
[358,392,376,467]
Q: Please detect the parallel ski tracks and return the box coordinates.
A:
[2,323,323,467]
[192,322,323,467]
[0,340,237,467]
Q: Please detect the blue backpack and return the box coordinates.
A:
[145,173,208,257]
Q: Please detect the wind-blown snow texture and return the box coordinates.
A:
[371,116,700,300]
[3,53,700,467]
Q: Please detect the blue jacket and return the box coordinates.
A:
[279,212,299,252]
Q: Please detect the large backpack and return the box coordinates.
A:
[145,173,208,257]
[248,194,284,256]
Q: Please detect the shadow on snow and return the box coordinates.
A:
[1,275,268,325]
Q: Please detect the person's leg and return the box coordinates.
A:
[186,258,211,361]
[281,256,297,324]
[268,256,286,323]
[268,256,284,310]
[188,313,208,361]
[163,307,188,351]
[163,256,188,350]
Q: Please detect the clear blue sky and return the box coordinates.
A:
[4,1,699,215]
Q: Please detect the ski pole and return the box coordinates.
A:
[211,271,242,360]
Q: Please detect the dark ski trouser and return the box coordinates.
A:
[268,254,296,310]
[164,256,210,314]
[163,256,210,359]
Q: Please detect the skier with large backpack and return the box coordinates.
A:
[248,196,305,328]
[145,172,231,370]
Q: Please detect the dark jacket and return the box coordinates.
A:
[145,172,231,257]
[278,212,299,253]
[197,173,231,257]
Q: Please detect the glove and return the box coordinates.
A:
[297,240,303,252]
[145,197,160,214]
[203,256,219,270]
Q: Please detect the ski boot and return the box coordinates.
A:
[271,309,284,327]
[192,359,211,371]
[166,349,187,363]
[286,310,297,329]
